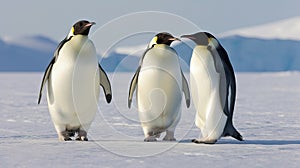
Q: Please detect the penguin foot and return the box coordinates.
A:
[67,130,76,137]
[58,136,72,141]
[155,134,161,138]
[163,130,176,141]
[64,137,72,141]
[163,136,176,141]
[76,136,88,141]
[58,131,72,141]
[76,130,88,141]
[192,139,217,144]
[144,136,157,142]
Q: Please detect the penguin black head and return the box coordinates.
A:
[70,20,96,36]
[148,32,180,48]
[181,32,216,46]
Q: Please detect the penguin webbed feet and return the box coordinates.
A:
[67,130,76,137]
[64,137,72,141]
[58,129,88,141]
[75,130,88,141]
[163,136,176,141]
[192,139,217,144]
[144,131,161,142]
[75,136,88,141]
[163,130,176,141]
[144,136,157,142]
[58,130,73,141]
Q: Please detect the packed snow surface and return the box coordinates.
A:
[0,72,299,167]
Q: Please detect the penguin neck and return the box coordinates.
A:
[194,45,211,56]
[195,45,209,49]
[71,35,89,46]
[69,35,90,59]
[67,32,89,40]
[153,44,170,48]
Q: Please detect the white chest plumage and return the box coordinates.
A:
[190,46,227,141]
[47,35,100,132]
[137,45,182,138]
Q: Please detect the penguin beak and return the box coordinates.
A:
[180,35,195,40]
[85,22,96,27]
[169,37,181,42]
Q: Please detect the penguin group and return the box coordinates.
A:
[38,20,243,144]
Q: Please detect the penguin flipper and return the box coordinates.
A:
[208,45,235,117]
[128,66,140,108]
[37,57,55,104]
[99,64,112,103]
[215,45,237,117]
[181,70,190,108]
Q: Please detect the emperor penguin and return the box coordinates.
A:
[181,32,243,144]
[128,32,190,142]
[38,20,112,141]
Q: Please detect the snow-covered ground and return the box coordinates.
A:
[0,72,299,167]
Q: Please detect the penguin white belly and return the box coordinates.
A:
[47,36,99,132]
[137,46,182,136]
[190,46,227,141]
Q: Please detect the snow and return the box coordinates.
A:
[220,16,300,41]
[0,72,299,167]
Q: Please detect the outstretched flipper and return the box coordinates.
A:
[181,71,190,108]
[99,64,112,103]
[128,66,141,108]
[37,57,55,104]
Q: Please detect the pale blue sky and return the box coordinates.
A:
[1,0,300,42]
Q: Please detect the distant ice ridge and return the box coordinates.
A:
[220,16,300,41]
[1,16,300,72]
[2,35,57,52]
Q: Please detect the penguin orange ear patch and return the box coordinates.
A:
[71,27,75,34]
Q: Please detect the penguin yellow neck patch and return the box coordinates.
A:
[208,38,212,44]
[153,36,158,43]
[148,36,158,48]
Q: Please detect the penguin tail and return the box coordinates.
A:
[223,119,243,141]
[231,129,243,141]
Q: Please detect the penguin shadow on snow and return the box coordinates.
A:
[178,139,300,145]
[219,139,300,145]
